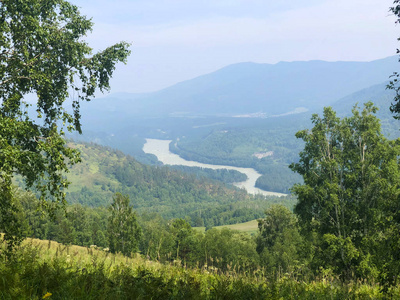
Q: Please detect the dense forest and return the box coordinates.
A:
[11,189,261,268]
[49,142,293,227]
[168,165,248,184]
[255,163,302,193]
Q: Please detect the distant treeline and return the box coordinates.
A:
[12,190,305,281]
[169,165,247,184]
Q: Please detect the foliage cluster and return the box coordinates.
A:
[290,103,400,285]
[0,0,130,251]
[107,193,142,256]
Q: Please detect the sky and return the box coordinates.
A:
[72,0,399,94]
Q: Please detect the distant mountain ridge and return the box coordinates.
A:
[82,56,398,121]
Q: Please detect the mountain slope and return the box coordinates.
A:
[82,56,398,122]
[65,142,292,226]
[331,81,400,138]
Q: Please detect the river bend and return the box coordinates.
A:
[143,139,286,197]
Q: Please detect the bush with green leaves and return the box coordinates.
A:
[290,103,400,282]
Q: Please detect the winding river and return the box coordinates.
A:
[143,139,286,197]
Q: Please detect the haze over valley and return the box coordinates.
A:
[71,56,400,195]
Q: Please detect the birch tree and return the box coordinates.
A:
[107,193,141,256]
[290,103,400,278]
[0,0,130,249]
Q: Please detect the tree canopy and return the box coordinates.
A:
[290,103,400,281]
[256,205,303,274]
[107,193,141,256]
[0,0,130,249]
[388,0,400,118]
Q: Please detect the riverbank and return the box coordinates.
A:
[143,138,286,197]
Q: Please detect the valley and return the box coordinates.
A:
[63,142,293,227]
[4,1,400,297]
[73,58,400,196]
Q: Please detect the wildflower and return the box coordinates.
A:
[43,292,52,299]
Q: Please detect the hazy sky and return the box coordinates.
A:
[72,0,399,94]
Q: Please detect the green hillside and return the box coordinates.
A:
[65,142,294,227]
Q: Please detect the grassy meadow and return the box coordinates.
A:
[1,237,399,299]
[195,219,259,235]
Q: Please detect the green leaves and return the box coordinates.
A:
[388,1,400,119]
[107,193,142,256]
[290,103,400,279]
[256,205,303,273]
[0,0,130,250]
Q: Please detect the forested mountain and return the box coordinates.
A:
[332,81,400,137]
[333,82,394,115]
[56,142,294,227]
[80,56,397,122]
[69,77,400,195]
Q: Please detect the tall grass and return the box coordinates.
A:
[1,238,399,299]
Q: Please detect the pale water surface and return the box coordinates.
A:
[143,139,286,197]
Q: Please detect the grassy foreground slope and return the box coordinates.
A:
[2,238,399,299]
[65,142,294,226]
